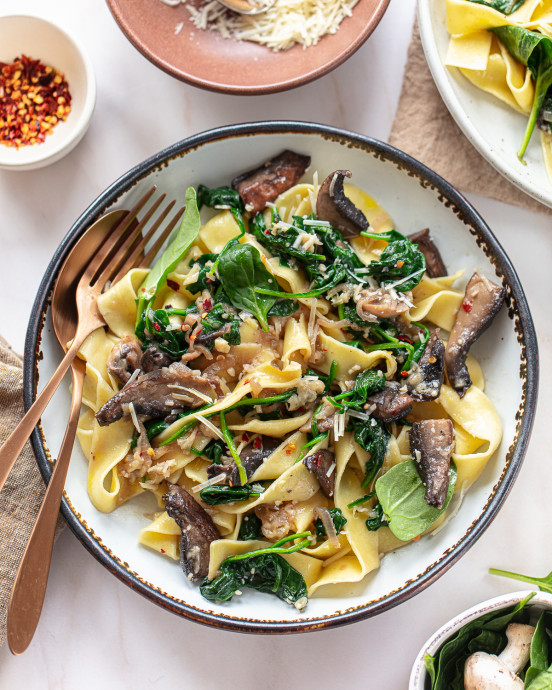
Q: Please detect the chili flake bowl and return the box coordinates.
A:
[0,13,96,171]
[409,590,552,689]
[25,122,537,632]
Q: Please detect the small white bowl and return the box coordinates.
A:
[0,14,96,171]
[409,590,552,689]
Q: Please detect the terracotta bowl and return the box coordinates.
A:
[105,0,390,94]
[25,122,537,632]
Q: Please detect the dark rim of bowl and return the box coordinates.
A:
[23,120,539,634]
[104,0,391,95]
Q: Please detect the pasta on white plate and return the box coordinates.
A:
[75,151,504,610]
[445,0,552,182]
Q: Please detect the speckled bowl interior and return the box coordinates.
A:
[24,122,538,632]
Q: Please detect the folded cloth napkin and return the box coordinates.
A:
[0,335,64,650]
[389,19,552,216]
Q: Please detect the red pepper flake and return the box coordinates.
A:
[265,230,271,235]
[400,370,408,378]
[203,298,212,311]
[153,322,161,332]
[462,300,473,313]
[206,278,213,284]
[285,449,292,455]
[241,432,249,442]
[398,335,413,344]
[243,378,250,384]
[396,260,405,269]
[253,436,262,449]
[0,54,72,149]
[166,279,180,291]
[160,548,166,553]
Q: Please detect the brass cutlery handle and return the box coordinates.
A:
[6,358,86,655]
[0,334,84,495]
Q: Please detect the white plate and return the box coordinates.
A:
[417,0,552,208]
[25,122,537,632]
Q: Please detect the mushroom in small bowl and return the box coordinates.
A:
[409,591,552,690]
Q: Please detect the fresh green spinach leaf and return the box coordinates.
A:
[361,239,426,292]
[218,243,277,331]
[375,460,457,541]
[136,186,200,322]
[489,567,552,593]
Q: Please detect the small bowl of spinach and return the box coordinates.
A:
[410,590,552,690]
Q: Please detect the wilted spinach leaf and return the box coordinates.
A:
[187,253,218,294]
[467,0,525,15]
[362,239,426,292]
[200,484,262,505]
[197,184,244,211]
[200,533,311,607]
[238,514,263,540]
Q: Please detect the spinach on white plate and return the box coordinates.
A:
[136,186,200,323]
[375,459,457,541]
[490,25,552,161]
[200,532,312,608]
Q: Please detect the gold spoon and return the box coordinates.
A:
[217,0,276,14]
[6,211,127,655]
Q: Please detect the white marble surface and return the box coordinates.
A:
[0,0,551,687]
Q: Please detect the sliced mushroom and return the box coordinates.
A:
[405,329,445,401]
[206,436,281,486]
[303,449,336,498]
[231,150,311,214]
[464,623,535,690]
[355,287,411,322]
[95,362,222,426]
[107,335,143,385]
[162,484,220,581]
[409,419,454,509]
[445,272,505,398]
[316,170,369,239]
[366,384,413,423]
[407,228,447,278]
[140,344,174,373]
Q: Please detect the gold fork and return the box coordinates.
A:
[5,192,184,654]
[0,187,183,497]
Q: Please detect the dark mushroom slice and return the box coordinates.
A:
[107,335,143,385]
[405,330,445,402]
[140,344,175,373]
[407,228,447,278]
[316,170,369,239]
[355,287,411,322]
[365,384,413,423]
[206,436,281,486]
[303,449,336,498]
[409,419,454,509]
[95,362,222,427]
[193,323,232,350]
[445,272,505,398]
[231,150,311,215]
[163,484,220,581]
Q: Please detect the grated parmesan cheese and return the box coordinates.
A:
[166,0,360,52]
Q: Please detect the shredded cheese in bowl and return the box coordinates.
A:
[161,0,360,51]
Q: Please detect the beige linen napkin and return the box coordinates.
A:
[389,21,552,216]
[0,335,63,650]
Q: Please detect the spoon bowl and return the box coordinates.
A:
[216,0,276,15]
